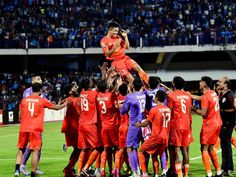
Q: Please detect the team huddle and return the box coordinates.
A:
[12,21,236,177]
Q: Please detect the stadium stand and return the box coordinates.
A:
[0,0,236,48]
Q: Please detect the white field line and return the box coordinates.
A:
[0,133,18,138]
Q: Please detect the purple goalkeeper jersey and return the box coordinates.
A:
[120,91,146,126]
[144,86,167,111]
[23,87,46,98]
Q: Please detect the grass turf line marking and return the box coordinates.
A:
[0,133,18,138]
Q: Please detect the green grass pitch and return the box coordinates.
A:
[0,114,236,177]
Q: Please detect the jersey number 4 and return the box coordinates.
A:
[28,102,35,116]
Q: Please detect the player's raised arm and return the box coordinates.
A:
[120,29,130,49]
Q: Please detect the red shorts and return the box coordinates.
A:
[119,125,128,148]
[17,131,42,150]
[111,56,137,77]
[101,126,119,147]
[200,125,221,145]
[141,136,167,155]
[65,130,78,147]
[78,124,100,149]
[169,129,190,147]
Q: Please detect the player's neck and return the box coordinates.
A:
[32,92,40,96]
[202,87,210,94]
[157,101,164,106]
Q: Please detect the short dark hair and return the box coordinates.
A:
[201,76,213,88]
[148,76,162,89]
[108,21,120,29]
[224,80,231,89]
[133,77,143,91]
[173,76,185,89]
[119,83,128,96]
[97,80,108,93]
[64,83,74,97]
[32,83,43,92]
[81,78,91,90]
[156,90,166,102]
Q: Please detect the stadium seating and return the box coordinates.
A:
[0,0,235,48]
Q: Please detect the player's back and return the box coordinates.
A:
[61,96,80,133]
[167,90,192,130]
[79,89,98,125]
[20,95,53,132]
[202,90,222,126]
[121,91,146,126]
[117,93,129,126]
[97,92,120,128]
[150,105,171,139]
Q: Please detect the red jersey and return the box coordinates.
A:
[201,90,222,127]
[100,35,126,61]
[148,105,171,143]
[97,92,120,128]
[79,90,98,125]
[167,90,192,130]
[117,94,129,126]
[20,95,53,132]
[61,96,80,133]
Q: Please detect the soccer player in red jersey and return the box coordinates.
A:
[136,90,171,177]
[100,21,149,84]
[61,83,81,177]
[113,83,131,177]
[167,76,192,177]
[77,78,102,176]
[192,76,223,177]
[13,83,68,177]
[96,80,120,177]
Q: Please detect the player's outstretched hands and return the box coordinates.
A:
[135,122,141,127]
[98,62,108,73]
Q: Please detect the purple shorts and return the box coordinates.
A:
[126,126,141,148]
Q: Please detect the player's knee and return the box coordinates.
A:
[19,148,27,153]
[96,147,104,153]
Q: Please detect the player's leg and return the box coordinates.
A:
[208,145,222,176]
[113,148,124,176]
[127,148,140,177]
[20,147,31,176]
[64,146,80,176]
[138,150,148,177]
[174,146,182,177]
[14,148,25,177]
[14,132,29,177]
[93,153,101,177]
[126,126,141,176]
[181,146,189,177]
[230,136,236,148]
[29,131,42,177]
[31,149,39,177]
[151,154,159,177]
[100,148,107,177]
[167,145,176,176]
[201,144,212,177]
[160,150,168,176]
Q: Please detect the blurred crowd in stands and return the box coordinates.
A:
[0,71,100,110]
[0,0,236,48]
